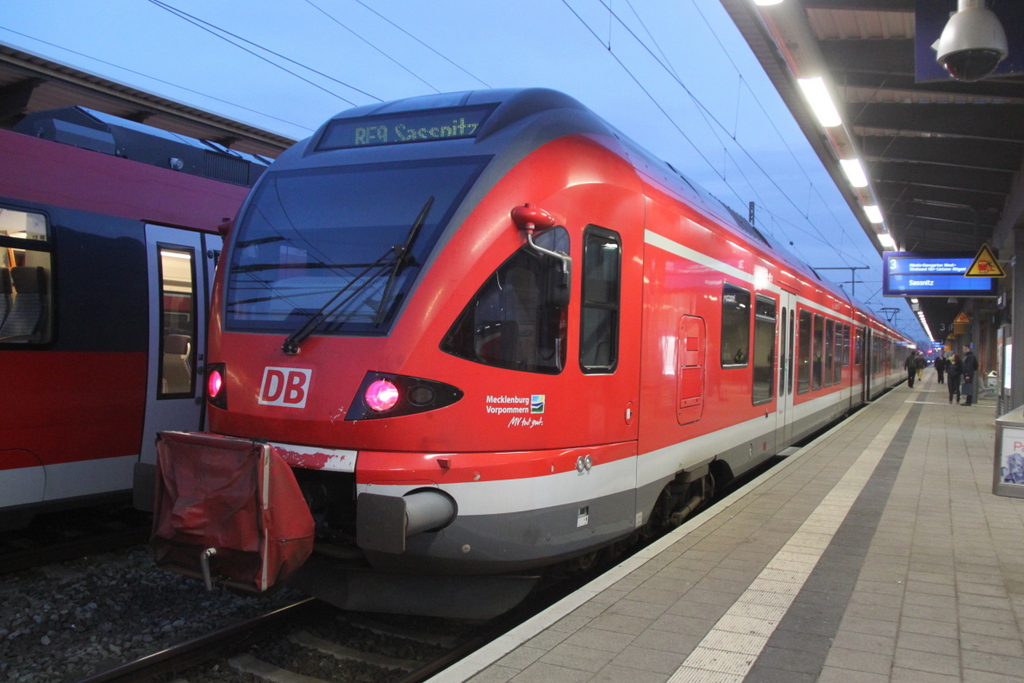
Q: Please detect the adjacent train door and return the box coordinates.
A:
[138,225,221,470]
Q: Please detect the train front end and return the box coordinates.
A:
[150,89,645,617]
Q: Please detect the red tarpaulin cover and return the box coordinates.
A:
[152,431,314,592]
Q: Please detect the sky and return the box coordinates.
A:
[0,0,923,340]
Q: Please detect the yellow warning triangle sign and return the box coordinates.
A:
[953,311,971,324]
[965,243,1005,277]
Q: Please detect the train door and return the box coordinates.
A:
[778,292,797,445]
[138,225,219,469]
[677,315,705,425]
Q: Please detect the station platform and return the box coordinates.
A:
[428,374,1024,683]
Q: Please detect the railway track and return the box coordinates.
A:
[70,598,523,683]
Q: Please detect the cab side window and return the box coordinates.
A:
[580,226,620,373]
[442,227,569,374]
[0,207,53,345]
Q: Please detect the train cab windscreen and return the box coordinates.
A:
[224,157,488,335]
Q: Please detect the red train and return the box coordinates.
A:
[149,89,910,617]
[0,106,267,529]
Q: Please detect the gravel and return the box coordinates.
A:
[0,547,301,682]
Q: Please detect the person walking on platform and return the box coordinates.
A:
[947,354,963,404]
[905,351,917,388]
[915,352,926,381]
[962,347,979,406]
[934,355,946,384]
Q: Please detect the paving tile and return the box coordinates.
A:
[893,647,960,677]
[959,630,1024,657]
[831,629,897,655]
[816,666,888,683]
[589,664,671,683]
[961,649,1024,678]
[839,615,900,639]
[895,631,960,657]
[563,626,635,654]
[963,668,1024,683]
[742,665,817,682]
[898,617,959,639]
[609,645,687,675]
[496,646,546,671]
[588,612,654,636]
[958,604,1017,624]
[629,627,701,655]
[650,612,717,637]
[540,642,617,673]
[509,661,592,683]
[468,664,518,683]
[753,644,824,675]
[525,629,571,651]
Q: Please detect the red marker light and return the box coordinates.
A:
[208,368,223,398]
[365,379,399,412]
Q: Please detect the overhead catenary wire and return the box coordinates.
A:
[147,0,380,105]
[593,0,862,269]
[351,0,490,88]
[303,0,440,94]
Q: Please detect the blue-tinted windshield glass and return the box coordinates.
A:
[225,157,488,334]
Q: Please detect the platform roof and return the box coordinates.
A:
[0,43,295,159]
[719,0,1024,339]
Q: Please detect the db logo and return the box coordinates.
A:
[258,367,312,408]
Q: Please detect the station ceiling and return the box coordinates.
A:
[0,43,295,159]
[719,0,1024,340]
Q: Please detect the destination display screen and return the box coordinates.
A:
[317,105,495,150]
[882,251,997,297]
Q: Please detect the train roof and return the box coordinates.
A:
[285,88,896,335]
[12,106,270,188]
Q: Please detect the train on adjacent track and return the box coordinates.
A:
[0,106,268,530]
[149,88,910,618]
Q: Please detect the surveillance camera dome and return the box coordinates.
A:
[933,5,1008,82]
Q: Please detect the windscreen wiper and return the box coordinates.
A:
[281,195,436,354]
[281,253,394,355]
[374,196,434,325]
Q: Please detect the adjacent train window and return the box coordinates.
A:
[797,309,811,393]
[855,328,863,366]
[441,227,569,374]
[157,246,197,398]
[824,318,835,388]
[752,295,775,405]
[580,226,621,373]
[812,313,824,390]
[721,284,750,367]
[0,207,53,345]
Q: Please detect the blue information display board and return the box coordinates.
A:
[883,252,997,297]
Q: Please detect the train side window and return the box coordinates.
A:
[752,295,775,404]
[157,246,198,398]
[843,324,851,367]
[580,226,620,374]
[797,309,811,393]
[855,328,863,365]
[812,313,824,390]
[824,318,835,388]
[721,283,750,368]
[0,207,53,345]
[441,227,569,374]
[833,323,843,384]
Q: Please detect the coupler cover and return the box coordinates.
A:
[152,431,315,592]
